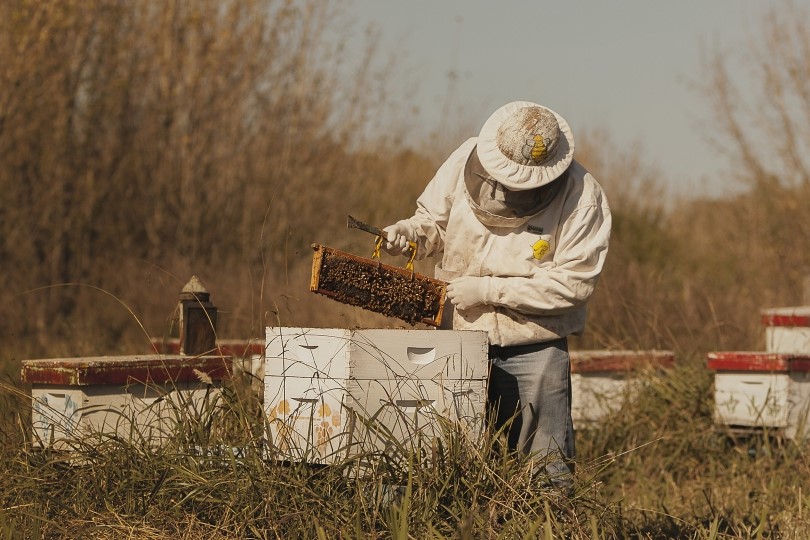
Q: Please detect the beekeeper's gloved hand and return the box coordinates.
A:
[446,276,492,311]
[382,221,414,256]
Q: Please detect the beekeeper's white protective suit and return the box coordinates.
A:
[388,138,610,346]
[384,101,611,487]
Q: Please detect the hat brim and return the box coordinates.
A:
[476,101,575,190]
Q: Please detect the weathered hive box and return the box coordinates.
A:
[570,350,675,429]
[708,351,810,439]
[20,355,231,448]
[150,337,265,391]
[264,327,488,464]
[762,307,810,354]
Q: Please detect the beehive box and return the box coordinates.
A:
[570,350,675,429]
[708,351,810,439]
[150,337,265,394]
[762,307,810,354]
[20,355,231,448]
[310,244,447,327]
[264,327,488,464]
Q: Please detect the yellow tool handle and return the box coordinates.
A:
[404,241,418,271]
[372,236,418,271]
[350,215,418,271]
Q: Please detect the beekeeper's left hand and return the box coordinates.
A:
[446,276,490,311]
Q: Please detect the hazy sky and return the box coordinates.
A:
[345,0,786,199]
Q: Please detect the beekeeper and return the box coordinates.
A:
[383,100,611,487]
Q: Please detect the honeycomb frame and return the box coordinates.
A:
[310,244,447,327]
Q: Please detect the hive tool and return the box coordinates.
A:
[346,215,418,271]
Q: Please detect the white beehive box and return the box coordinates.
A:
[709,351,810,439]
[264,327,488,464]
[570,350,675,429]
[762,307,810,354]
[21,355,231,448]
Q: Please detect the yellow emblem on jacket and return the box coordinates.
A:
[532,239,550,260]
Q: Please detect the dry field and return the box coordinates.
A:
[2,1,810,537]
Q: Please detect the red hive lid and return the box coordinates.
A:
[761,307,810,328]
[20,355,232,386]
[570,350,675,374]
[707,351,810,372]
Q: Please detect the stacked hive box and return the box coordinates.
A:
[21,355,230,448]
[763,307,810,354]
[570,350,675,429]
[264,327,488,464]
[710,306,810,439]
[709,351,810,438]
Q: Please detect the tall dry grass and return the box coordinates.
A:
[0,0,436,361]
[2,359,810,539]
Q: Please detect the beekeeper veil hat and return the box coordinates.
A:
[476,101,575,190]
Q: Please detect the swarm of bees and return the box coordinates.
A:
[310,245,446,326]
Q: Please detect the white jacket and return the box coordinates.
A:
[396,138,611,346]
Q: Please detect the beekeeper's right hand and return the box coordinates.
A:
[382,222,414,255]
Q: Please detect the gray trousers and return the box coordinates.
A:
[487,338,575,483]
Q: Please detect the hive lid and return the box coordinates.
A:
[707,351,810,372]
[761,306,810,328]
[20,355,231,386]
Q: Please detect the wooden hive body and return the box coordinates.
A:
[570,350,674,429]
[264,327,488,465]
[20,355,230,448]
[709,351,810,439]
[762,307,810,354]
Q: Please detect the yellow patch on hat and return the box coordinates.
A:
[530,134,548,161]
[532,239,550,260]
